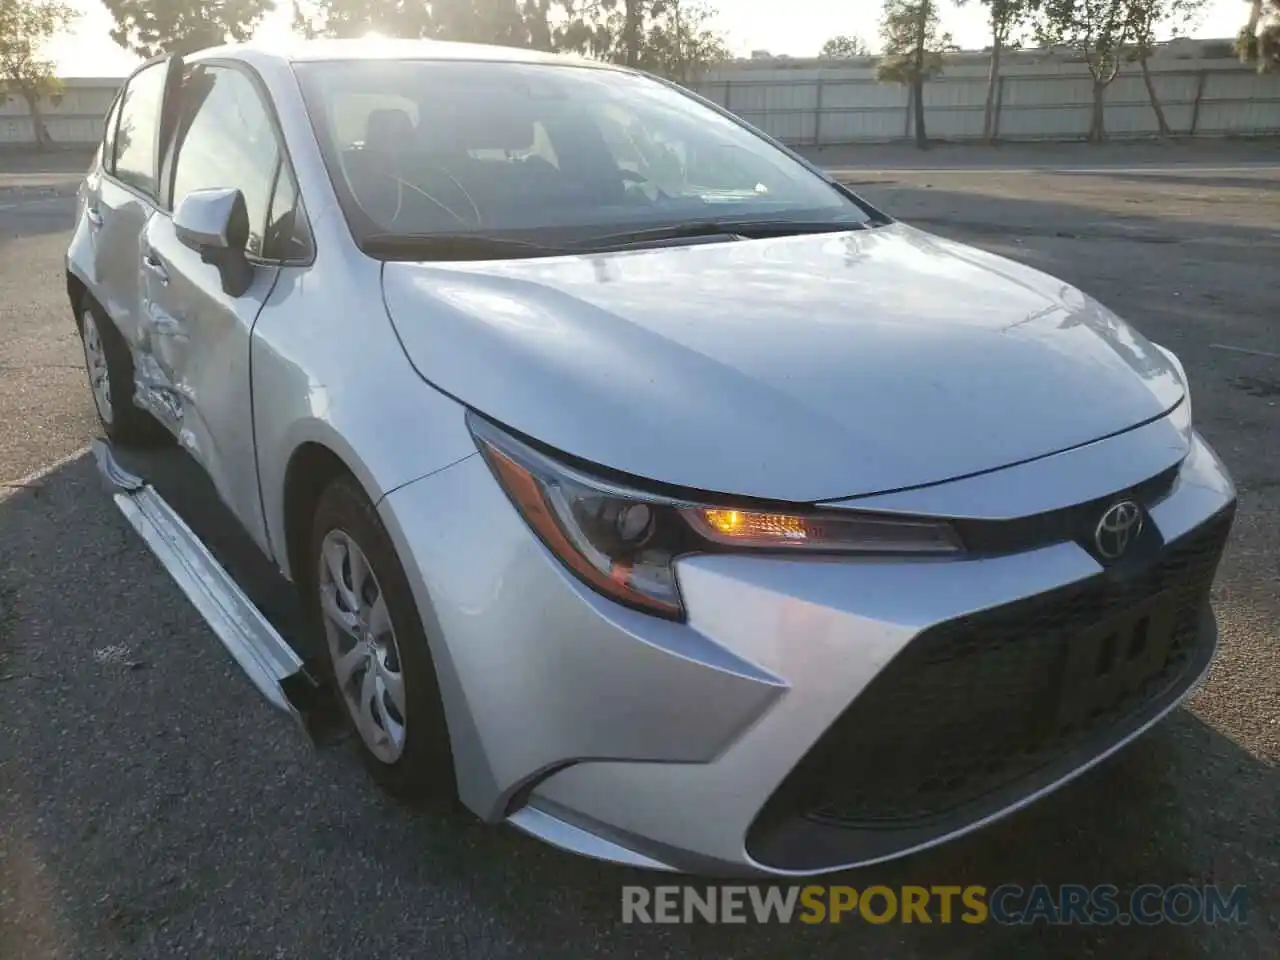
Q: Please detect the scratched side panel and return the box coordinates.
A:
[140,212,281,554]
[133,239,186,433]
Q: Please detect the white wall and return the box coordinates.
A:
[0,78,121,147]
[693,53,1280,144]
[3,52,1278,148]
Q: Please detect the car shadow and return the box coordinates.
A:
[1,451,1276,958]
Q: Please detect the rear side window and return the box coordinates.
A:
[101,93,122,174]
[170,65,281,258]
[113,62,167,197]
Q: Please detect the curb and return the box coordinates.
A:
[0,183,79,202]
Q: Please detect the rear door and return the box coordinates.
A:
[140,61,312,553]
[87,59,173,357]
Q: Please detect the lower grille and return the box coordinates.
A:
[748,505,1233,861]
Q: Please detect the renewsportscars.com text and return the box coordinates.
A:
[621,884,1249,926]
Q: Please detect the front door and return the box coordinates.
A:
[139,62,289,554]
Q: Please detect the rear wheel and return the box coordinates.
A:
[309,475,456,800]
[77,297,168,445]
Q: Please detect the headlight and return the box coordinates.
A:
[1153,342,1193,439]
[1169,394,1192,440]
[469,414,963,620]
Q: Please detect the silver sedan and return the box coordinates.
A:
[67,38,1235,877]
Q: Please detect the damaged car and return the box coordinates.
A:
[67,39,1236,876]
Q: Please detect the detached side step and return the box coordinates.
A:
[92,438,316,732]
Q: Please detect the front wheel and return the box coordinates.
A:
[309,475,456,800]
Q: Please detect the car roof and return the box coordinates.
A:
[187,37,616,72]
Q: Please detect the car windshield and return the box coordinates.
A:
[294,58,874,251]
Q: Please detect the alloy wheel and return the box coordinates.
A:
[317,529,408,763]
[81,309,113,425]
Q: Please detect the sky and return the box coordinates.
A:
[48,0,1250,78]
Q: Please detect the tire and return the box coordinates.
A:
[308,474,456,801]
[76,296,169,446]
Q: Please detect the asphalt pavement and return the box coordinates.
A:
[1,143,1277,958]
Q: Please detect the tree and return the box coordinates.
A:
[552,2,616,59]
[435,0,532,45]
[523,0,555,49]
[292,0,729,79]
[543,0,645,64]
[554,0,642,62]
[819,34,871,58]
[1237,0,1279,71]
[293,0,434,38]
[293,0,556,48]
[1036,0,1129,142]
[624,0,643,65]
[0,0,77,149]
[877,0,953,149]
[554,0,729,79]
[642,0,728,82]
[1125,0,1207,136]
[103,0,275,57]
[958,1,1037,142]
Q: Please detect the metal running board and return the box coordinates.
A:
[92,438,313,732]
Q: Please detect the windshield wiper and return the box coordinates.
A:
[360,232,572,261]
[359,219,871,261]
[570,218,869,251]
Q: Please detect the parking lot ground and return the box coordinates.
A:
[801,137,1280,172]
[0,149,86,204]
[1,145,1277,959]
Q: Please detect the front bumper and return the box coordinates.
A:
[377,427,1235,877]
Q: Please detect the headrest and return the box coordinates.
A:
[364,108,415,154]
[418,98,535,152]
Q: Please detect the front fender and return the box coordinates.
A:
[251,258,478,580]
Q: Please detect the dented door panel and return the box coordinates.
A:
[141,212,280,554]
[89,179,156,350]
[134,259,187,432]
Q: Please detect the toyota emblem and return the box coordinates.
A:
[1094,500,1143,560]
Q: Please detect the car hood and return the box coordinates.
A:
[382,223,1185,502]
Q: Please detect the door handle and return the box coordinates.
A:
[85,205,104,227]
[142,252,170,285]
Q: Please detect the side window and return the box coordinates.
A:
[170,65,281,258]
[101,93,122,174]
[113,62,167,196]
[264,164,314,262]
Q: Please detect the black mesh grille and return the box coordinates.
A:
[755,506,1233,834]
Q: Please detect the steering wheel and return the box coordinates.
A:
[365,167,477,230]
[618,167,677,203]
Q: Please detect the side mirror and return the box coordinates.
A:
[173,187,254,297]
